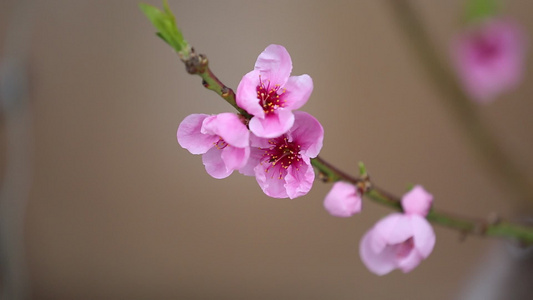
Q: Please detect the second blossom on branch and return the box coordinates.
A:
[241,111,324,199]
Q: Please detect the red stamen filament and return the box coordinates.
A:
[256,76,286,115]
[261,137,302,179]
[214,139,228,150]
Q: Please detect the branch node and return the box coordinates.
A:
[459,231,469,243]
[487,212,501,225]
[238,114,249,127]
[318,171,330,183]
[357,175,372,194]
[474,221,488,235]
[184,49,208,74]
[221,86,230,98]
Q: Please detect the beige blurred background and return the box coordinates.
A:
[1,0,533,299]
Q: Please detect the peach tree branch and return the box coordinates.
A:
[140,1,533,246]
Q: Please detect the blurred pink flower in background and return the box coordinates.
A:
[236,44,313,138]
[177,113,250,179]
[323,181,362,217]
[452,19,526,103]
[359,186,435,275]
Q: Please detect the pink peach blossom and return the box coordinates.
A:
[401,185,433,217]
[323,182,362,217]
[243,111,323,199]
[177,113,250,179]
[452,19,526,103]
[359,213,436,275]
[236,44,313,138]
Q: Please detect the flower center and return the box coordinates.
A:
[256,76,286,115]
[395,237,414,259]
[474,34,501,63]
[261,137,302,179]
[214,139,228,150]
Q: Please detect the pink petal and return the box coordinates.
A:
[221,146,250,171]
[249,133,272,149]
[323,182,362,217]
[254,163,289,198]
[373,214,414,246]
[397,249,424,273]
[236,70,265,118]
[411,215,436,258]
[254,44,292,87]
[285,157,315,199]
[282,74,313,110]
[401,185,433,216]
[368,228,388,254]
[359,228,397,276]
[289,111,323,158]
[248,109,295,138]
[238,147,263,176]
[202,147,232,179]
[177,114,218,155]
[360,213,435,275]
[202,113,249,148]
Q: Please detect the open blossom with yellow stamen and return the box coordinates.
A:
[236,44,313,138]
[241,111,323,199]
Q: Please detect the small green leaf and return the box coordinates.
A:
[358,162,367,177]
[155,32,168,44]
[464,0,500,23]
[139,1,189,55]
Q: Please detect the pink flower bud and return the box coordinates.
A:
[323,182,362,217]
[401,185,433,217]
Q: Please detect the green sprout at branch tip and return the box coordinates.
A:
[139,0,190,58]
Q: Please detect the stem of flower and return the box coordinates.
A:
[141,1,533,246]
[310,156,355,184]
[386,0,533,207]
